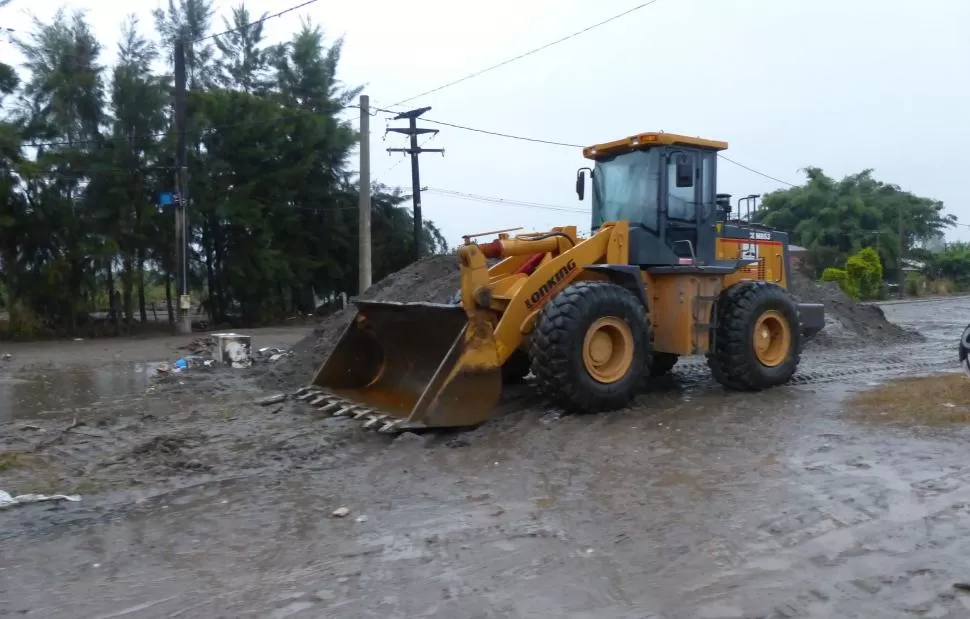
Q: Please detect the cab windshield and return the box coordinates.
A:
[591,149,660,231]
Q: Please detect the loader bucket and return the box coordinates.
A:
[310,300,503,429]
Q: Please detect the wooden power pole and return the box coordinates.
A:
[897,210,905,299]
[358,95,372,294]
[386,106,443,261]
[173,37,192,334]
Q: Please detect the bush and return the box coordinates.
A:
[905,272,926,297]
[928,278,956,296]
[0,301,46,339]
[845,247,883,300]
[821,266,859,300]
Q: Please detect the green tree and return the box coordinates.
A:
[755,167,954,276]
[0,6,448,337]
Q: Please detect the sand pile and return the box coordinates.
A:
[261,255,461,390]
[788,271,923,348]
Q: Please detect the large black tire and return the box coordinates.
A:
[648,352,679,377]
[530,281,650,412]
[707,281,801,391]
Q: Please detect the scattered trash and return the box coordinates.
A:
[212,333,253,368]
[256,393,288,406]
[1,353,11,361]
[0,489,81,510]
[156,336,289,375]
[255,347,293,363]
[355,515,368,523]
[331,506,350,518]
[179,336,214,355]
[155,361,176,375]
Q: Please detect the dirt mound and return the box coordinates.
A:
[788,271,923,348]
[261,255,461,390]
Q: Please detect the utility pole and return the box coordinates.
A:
[358,95,372,294]
[174,37,192,334]
[898,211,905,299]
[386,106,444,261]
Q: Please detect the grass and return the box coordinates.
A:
[0,451,40,473]
[849,372,970,425]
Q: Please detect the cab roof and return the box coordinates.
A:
[582,132,728,160]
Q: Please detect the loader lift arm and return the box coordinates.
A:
[457,221,633,369]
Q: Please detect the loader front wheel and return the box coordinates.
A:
[707,281,801,391]
[531,281,649,412]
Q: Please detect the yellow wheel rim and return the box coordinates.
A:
[582,317,634,383]
[752,310,791,367]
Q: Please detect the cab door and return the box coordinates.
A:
[661,149,702,261]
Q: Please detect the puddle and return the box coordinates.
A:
[0,361,161,421]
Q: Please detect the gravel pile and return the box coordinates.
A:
[789,271,923,348]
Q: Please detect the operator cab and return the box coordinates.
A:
[576,132,726,267]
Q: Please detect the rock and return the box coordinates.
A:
[256,393,288,406]
[394,432,425,446]
[331,506,350,518]
[355,515,368,523]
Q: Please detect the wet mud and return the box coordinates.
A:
[4,278,970,616]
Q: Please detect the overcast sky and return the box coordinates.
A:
[3,0,969,247]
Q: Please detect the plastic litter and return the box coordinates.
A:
[0,489,81,510]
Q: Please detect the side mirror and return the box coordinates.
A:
[675,155,694,188]
[575,169,586,200]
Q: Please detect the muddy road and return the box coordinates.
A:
[3,300,970,618]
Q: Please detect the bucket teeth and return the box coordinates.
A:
[309,394,331,407]
[296,388,323,401]
[379,419,404,433]
[316,400,343,414]
[362,414,388,429]
[294,390,412,434]
[333,404,361,418]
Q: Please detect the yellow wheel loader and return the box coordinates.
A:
[299,132,825,431]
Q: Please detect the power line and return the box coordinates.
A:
[196,0,322,43]
[425,187,587,213]
[717,154,796,187]
[387,0,664,108]
[366,104,799,187]
[419,117,583,148]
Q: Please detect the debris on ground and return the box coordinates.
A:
[256,394,288,406]
[331,506,350,518]
[789,271,923,348]
[178,336,214,355]
[0,489,81,510]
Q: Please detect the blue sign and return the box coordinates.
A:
[159,192,174,206]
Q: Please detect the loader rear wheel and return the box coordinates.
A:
[530,281,649,412]
[648,352,679,377]
[707,281,801,391]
